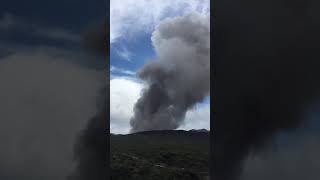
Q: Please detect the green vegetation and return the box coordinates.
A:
[110,130,210,180]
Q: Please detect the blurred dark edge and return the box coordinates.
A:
[210,0,214,179]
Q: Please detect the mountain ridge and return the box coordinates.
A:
[110,129,210,135]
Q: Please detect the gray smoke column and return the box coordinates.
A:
[67,19,108,180]
[130,13,210,133]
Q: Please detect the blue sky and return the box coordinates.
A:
[111,32,156,73]
[110,0,211,134]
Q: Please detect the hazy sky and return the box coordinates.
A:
[110,0,210,134]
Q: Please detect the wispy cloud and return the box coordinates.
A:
[111,66,136,76]
[115,46,133,62]
[0,13,15,29]
[35,27,80,43]
[0,13,80,43]
[110,0,210,44]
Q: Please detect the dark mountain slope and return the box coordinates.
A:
[110,130,210,180]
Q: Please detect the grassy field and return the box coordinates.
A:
[110,130,210,180]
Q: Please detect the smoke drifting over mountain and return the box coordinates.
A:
[68,20,108,180]
[213,0,320,179]
[130,13,210,133]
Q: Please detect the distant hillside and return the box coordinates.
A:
[110,130,210,180]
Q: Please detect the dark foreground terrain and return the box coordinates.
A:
[110,129,210,180]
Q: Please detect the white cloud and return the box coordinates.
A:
[110,0,210,44]
[110,66,136,76]
[110,77,210,134]
[110,77,143,134]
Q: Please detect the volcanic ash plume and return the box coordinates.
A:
[67,19,108,180]
[130,13,210,133]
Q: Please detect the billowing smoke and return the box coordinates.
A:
[67,19,108,180]
[67,92,107,180]
[213,0,320,179]
[130,13,210,133]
